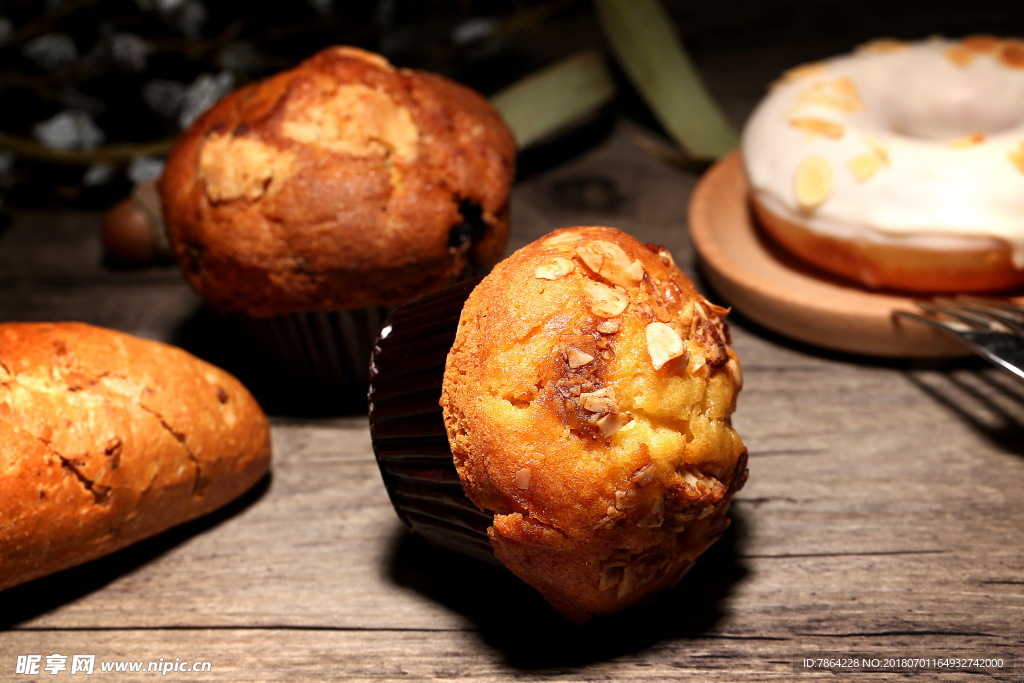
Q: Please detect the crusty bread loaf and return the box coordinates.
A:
[0,322,271,591]
[159,46,516,316]
[441,226,748,621]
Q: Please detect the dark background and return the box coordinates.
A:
[2,0,1023,215]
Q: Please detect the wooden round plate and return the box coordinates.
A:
[688,151,1024,358]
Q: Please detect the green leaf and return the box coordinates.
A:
[594,0,737,160]
[491,49,616,150]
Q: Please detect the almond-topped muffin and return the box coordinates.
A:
[159,46,516,390]
[439,226,747,620]
[161,45,515,316]
[370,225,746,621]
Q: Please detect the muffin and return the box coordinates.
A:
[370,226,748,622]
[159,46,516,389]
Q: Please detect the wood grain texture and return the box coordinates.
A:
[3,5,1024,679]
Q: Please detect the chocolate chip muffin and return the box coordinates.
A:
[159,46,516,388]
[370,226,748,622]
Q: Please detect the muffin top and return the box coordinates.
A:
[160,46,516,316]
[440,226,748,621]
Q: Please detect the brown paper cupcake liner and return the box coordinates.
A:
[368,278,499,566]
[237,307,389,391]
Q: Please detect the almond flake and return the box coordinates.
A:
[580,387,616,414]
[534,257,575,280]
[863,136,891,165]
[597,411,632,437]
[963,35,1000,53]
[848,153,881,182]
[945,45,975,67]
[583,280,629,318]
[776,61,827,85]
[645,322,686,370]
[948,133,985,148]
[789,116,845,139]
[796,78,863,112]
[567,348,595,368]
[857,38,908,54]
[724,356,743,390]
[999,40,1024,68]
[596,319,621,334]
[575,241,644,288]
[515,467,531,490]
[1009,146,1024,174]
[794,156,833,211]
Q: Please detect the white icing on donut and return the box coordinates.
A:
[741,36,1024,268]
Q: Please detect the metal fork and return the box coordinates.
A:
[894,296,1024,381]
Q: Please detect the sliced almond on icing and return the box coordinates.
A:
[999,39,1024,69]
[945,45,975,68]
[794,156,833,211]
[580,387,617,413]
[863,136,891,165]
[770,61,827,89]
[534,257,576,280]
[1009,145,1024,174]
[566,348,595,368]
[575,241,645,288]
[857,38,908,54]
[645,322,686,370]
[596,319,621,334]
[789,116,845,139]
[963,35,1000,53]
[948,133,986,148]
[848,154,881,182]
[796,78,862,112]
[583,280,629,318]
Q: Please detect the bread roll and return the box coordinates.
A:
[0,322,271,591]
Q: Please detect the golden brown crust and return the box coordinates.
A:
[440,226,747,621]
[751,199,1024,292]
[160,46,516,316]
[0,322,271,591]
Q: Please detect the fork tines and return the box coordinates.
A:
[894,295,1024,381]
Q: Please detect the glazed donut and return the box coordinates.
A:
[741,36,1024,293]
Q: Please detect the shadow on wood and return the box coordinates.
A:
[386,506,750,669]
[0,475,272,628]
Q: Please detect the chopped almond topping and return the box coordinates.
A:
[645,322,686,370]
[794,156,833,211]
[515,467,531,490]
[857,38,908,54]
[724,356,743,390]
[999,39,1024,68]
[945,45,975,67]
[596,319,621,334]
[575,241,645,288]
[583,280,629,318]
[789,116,845,139]
[596,412,632,437]
[963,35,1000,53]
[567,348,595,368]
[848,154,881,182]
[580,387,616,413]
[948,133,986,148]
[534,257,575,280]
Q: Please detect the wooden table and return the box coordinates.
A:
[3,11,1024,681]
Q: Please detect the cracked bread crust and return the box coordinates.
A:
[160,46,516,316]
[440,226,747,621]
[0,322,271,592]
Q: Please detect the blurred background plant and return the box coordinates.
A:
[0,0,741,216]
